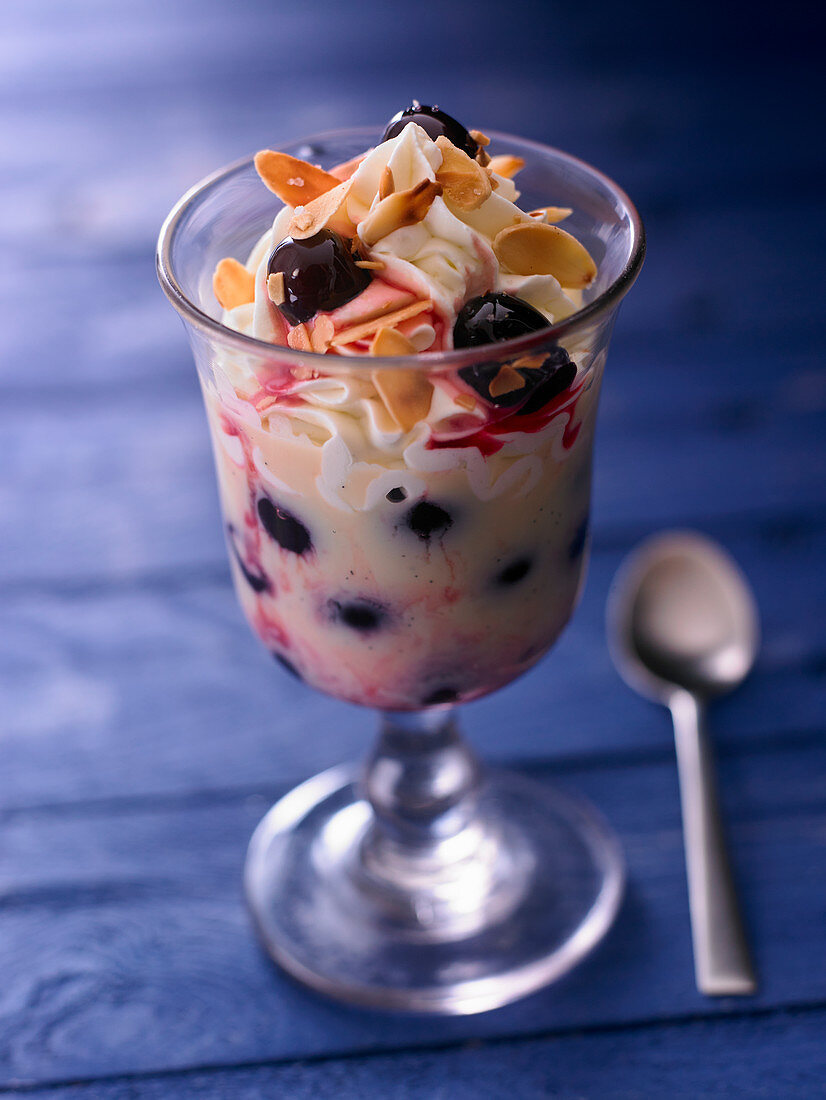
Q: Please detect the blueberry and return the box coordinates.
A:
[328,597,388,633]
[381,102,478,158]
[496,556,533,586]
[273,653,302,680]
[386,487,407,503]
[258,498,313,555]
[267,229,372,326]
[422,686,460,706]
[568,516,590,560]
[227,525,270,593]
[453,292,549,351]
[406,501,452,540]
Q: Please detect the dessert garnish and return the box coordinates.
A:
[265,229,372,325]
[380,102,479,158]
[213,102,599,389]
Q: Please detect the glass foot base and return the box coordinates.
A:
[245,764,624,1015]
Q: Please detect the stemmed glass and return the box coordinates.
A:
[157,128,644,1013]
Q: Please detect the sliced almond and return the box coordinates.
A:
[287,178,357,239]
[286,323,312,351]
[489,364,527,397]
[354,259,386,271]
[359,179,442,247]
[329,151,367,181]
[512,353,548,372]
[378,165,395,200]
[212,257,255,310]
[529,206,573,223]
[455,392,477,411]
[434,136,491,211]
[330,300,432,347]
[267,271,285,306]
[493,221,597,287]
[487,154,525,179]
[370,326,417,357]
[310,315,335,353]
[372,367,433,431]
[254,150,340,206]
[469,129,491,147]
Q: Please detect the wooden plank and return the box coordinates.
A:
[0,742,824,1085]
[1,515,824,809]
[18,1008,826,1098]
[1,369,824,586]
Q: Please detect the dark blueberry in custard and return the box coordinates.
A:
[386,487,407,503]
[273,653,302,680]
[406,500,452,540]
[453,292,548,352]
[380,102,478,158]
[257,497,313,555]
[422,686,460,706]
[496,556,533,586]
[515,347,577,416]
[328,597,388,634]
[568,516,590,561]
[227,525,270,593]
[267,228,372,326]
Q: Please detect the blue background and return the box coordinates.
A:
[2,0,824,1095]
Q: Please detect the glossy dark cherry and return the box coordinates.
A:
[380,102,478,158]
[267,229,371,326]
[453,292,549,350]
[454,293,575,413]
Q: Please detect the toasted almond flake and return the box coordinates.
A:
[493,221,597,287]
[354,259,386,270]
[455,392,477,411]
[212,257,255,310]
[329,152,368,181]
[529,206,573,223]
[513,353,548,372]
[267,271,285,305]
[330,300,432,347]
[469,129,491,147]
[434,136,492,211]
[254,150,340,206]
[487,154,525,179]
[371,367,434,431]
[310,315,335,353]
[288,178,357,239]
[286,324,312,351]
[370,326,417,357]
[378,165,395,200]
[489,365,527,397]
[359,179,442,247]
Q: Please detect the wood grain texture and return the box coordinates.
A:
[2,0,824,1092]
[1,519,824,810]
[1,743,824,1085]
[18,1009,826,1099]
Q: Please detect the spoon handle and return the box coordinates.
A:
[669,689,757,996]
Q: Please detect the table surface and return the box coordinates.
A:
[2,1,824,1096]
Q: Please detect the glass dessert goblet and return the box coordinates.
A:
[157,128,644,1014]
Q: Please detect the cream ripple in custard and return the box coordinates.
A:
[205,104,600,709]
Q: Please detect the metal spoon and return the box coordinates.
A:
[607,531,758,995]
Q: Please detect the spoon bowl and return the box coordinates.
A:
[609,532,760,704]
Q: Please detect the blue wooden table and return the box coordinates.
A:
[2,1,824,1095]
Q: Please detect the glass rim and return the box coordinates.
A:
[156,125,646,370]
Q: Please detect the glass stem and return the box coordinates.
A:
[363,709,484,854]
